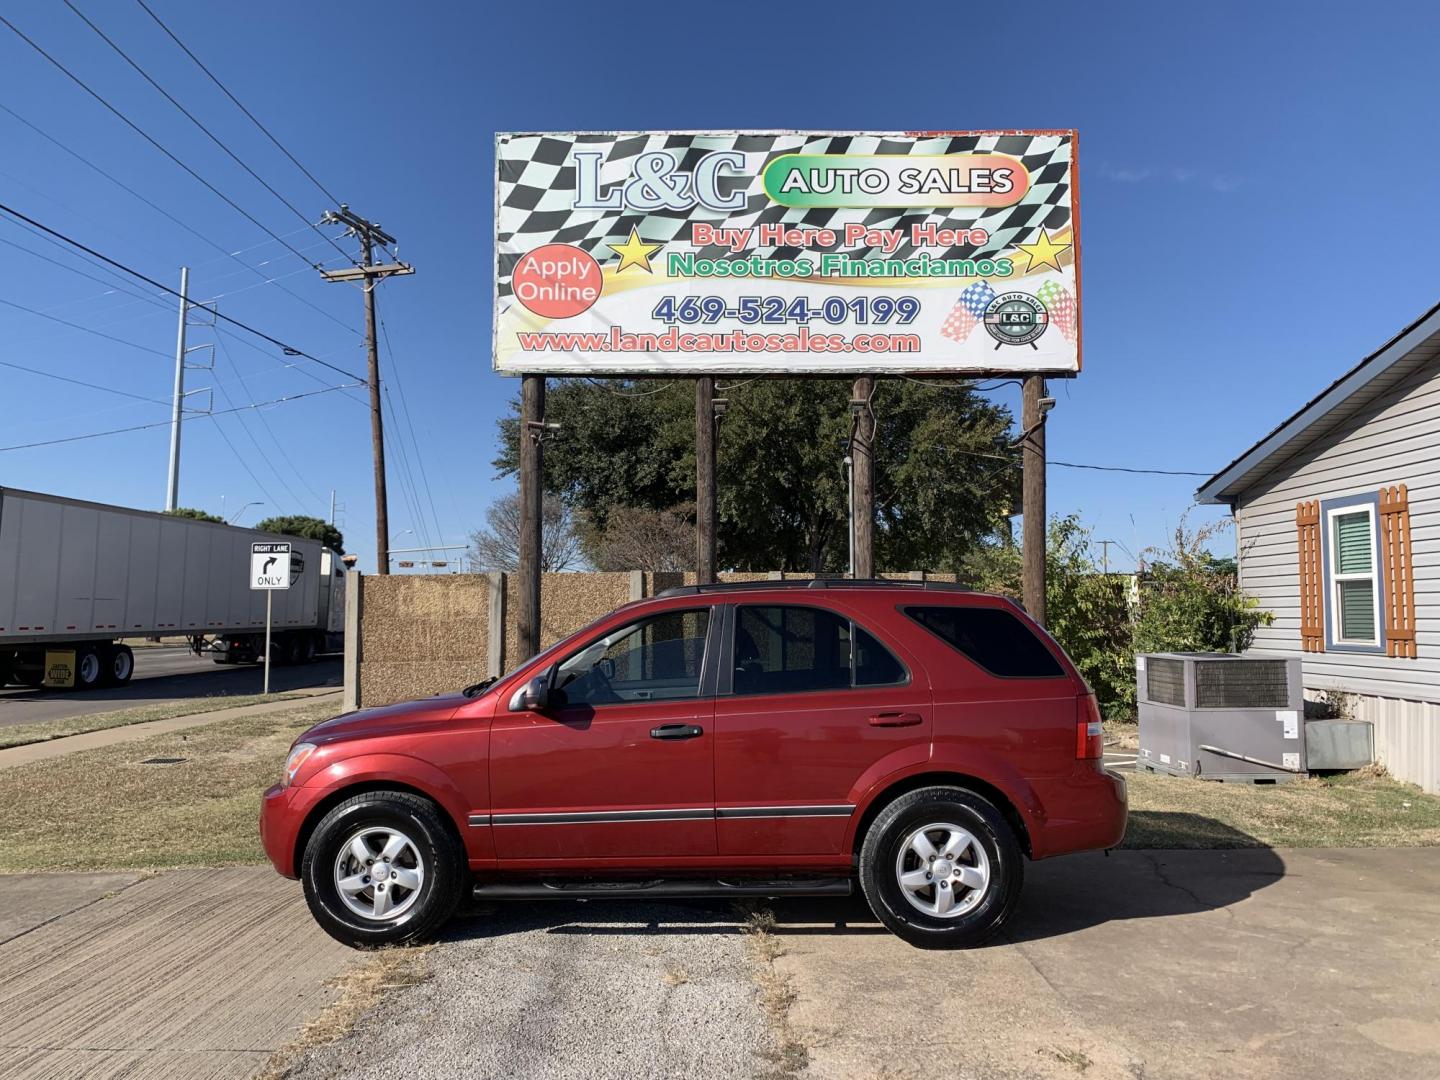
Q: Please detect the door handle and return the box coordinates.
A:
[867,712,922,727]
[650,723,704,740]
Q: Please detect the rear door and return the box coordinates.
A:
[712,602,932,856]
[489,606,719,862]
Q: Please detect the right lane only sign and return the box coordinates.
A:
[250,542,292,590]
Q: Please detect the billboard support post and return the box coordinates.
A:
[696,377,717,584]
[518,375,545,659]
[1022,375,1048,626]
[852,376,875,578]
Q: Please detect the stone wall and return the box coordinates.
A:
[345,569,957,709]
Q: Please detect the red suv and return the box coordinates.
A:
[261,581,1126,949]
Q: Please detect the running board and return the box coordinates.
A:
[472,877,852,900]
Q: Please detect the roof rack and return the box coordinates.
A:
[654,578,973,598]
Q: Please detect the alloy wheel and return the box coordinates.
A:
[894,821,991,918]
[333,826,425,921]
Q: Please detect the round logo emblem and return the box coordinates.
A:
[512,244,602,319]
[983,292,1049,346]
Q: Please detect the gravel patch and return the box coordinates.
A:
[279,899,768,1080]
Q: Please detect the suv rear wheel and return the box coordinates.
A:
[301,791,465,948]
[858,786,1023,949]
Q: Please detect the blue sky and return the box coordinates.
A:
[1,0,1434,573]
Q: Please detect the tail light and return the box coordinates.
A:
[1076,693,1104,759]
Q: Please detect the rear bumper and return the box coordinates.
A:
[1026,765,1128,859]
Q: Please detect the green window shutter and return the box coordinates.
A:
[1335,512,1373,574]
[1338,579,1376,641]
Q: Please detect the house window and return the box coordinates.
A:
[1327,505,1380,646]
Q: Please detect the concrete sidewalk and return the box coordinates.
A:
[770,848,1440,1079]
[0,867,358,1079]
[0,687,341,770]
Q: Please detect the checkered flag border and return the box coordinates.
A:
[496,132,1073,300]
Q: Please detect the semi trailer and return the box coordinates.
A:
[0,487,345,690]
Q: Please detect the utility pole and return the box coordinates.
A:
[164,267,189,511]
[517,376,546,658]
[1099,539,1117,576]
[1021,375,1050,625]
[320,206,414,574]
[851,376,875,578]
[330,490,336,526]
[696,377,717,584]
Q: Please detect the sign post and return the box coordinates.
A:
[250,542,292,694]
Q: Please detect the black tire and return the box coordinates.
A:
[103,644,135,687]
[297,634,317,664]
[858,786,1024,950]
[301,791,466,948]
[73,646,104,691]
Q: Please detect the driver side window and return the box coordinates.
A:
[553,608,711,707]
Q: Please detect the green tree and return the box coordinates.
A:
[256,515,344,552]
[495,378,1017,573]
[163,507,224,523]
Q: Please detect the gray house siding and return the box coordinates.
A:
[1234,359,1440,790]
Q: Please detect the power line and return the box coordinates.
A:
[0,102,357,335]
[0,201,367,382]
[0,358,169,405]
[380,317,445,552]
[0,383,364,453]
[206,411,281,509]
[936,443,1210,478]
[62,0,353,267]
[214,324,367,405]
[1051,460,1211,477]
[0,229,171,312]
[135,0,341,208]
[0,295,171,357]
[214,330,328,510]
[0,12,323,272]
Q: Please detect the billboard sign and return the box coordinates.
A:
[494,130,1079,376]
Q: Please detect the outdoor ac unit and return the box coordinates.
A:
[1136,653,1305,783]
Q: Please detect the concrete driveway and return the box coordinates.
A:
[771,847,1440,1079]
[274,847,1440,1080]
[0,868,358,1079]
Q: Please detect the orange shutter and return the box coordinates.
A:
[1380,485,1418,658]
[1296,500,1324,652]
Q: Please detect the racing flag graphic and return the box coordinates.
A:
[1035,280,1077,343]
[941,281,997,342]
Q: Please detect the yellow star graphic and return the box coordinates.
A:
[607,227,662,274]
[1013,228,1071,274]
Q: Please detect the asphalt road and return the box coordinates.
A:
[0,646,342,727]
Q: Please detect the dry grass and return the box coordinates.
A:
[738,903,808,1078]
[0,701,336,872]
[661,964,690,987]
[258,946,431,1080]
[1123,768,1440,848]
[1103,718,1139,751]
[0,692,301,750]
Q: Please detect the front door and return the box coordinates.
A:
[489,606,718,862]
[712,603,932,856]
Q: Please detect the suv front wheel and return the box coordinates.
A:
[301,790,465,948]
[858,786,1023,949]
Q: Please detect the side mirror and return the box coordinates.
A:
[508,673,550,712]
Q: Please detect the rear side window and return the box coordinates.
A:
[734,605,906,696]
[904,605,1064,679]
